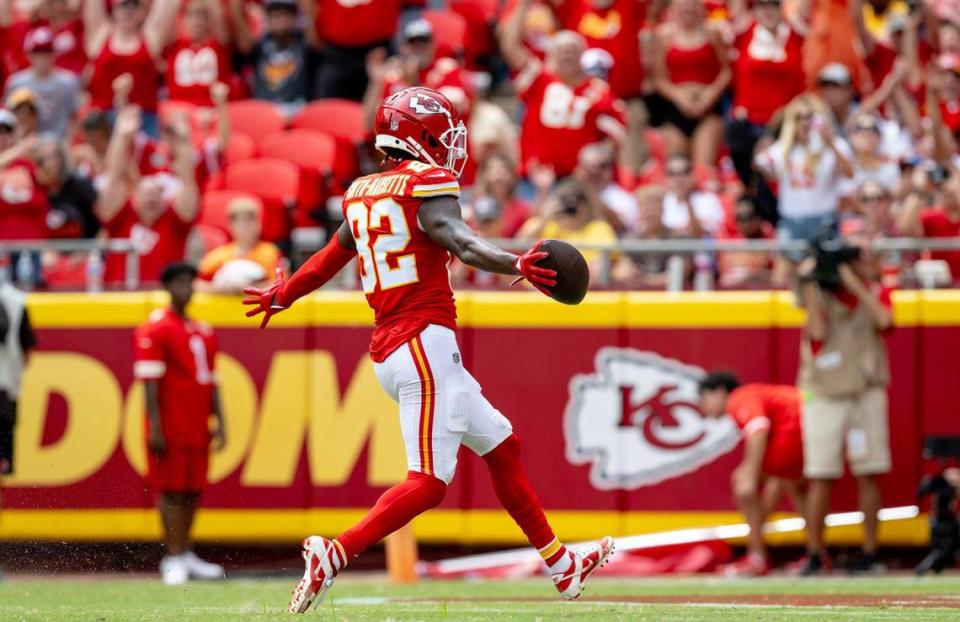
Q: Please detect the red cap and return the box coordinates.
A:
[24,27,55,53]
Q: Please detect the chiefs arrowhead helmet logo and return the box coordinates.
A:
[409,94,448,116]
[564,348,739,490]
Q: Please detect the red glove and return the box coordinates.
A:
[242,268,287,329]
[512,240,557,295]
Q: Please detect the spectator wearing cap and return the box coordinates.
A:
[83,0,181,138]
[164,0,232,107]
[471,153,531,238]
[34,133,99,239]
[363,18,473,132]
[95,107,199,285]
[0,113,48,245]
[650,0,731,170]
[662,152,723,237]
[301,0,401,101]
[575,142,636,234]
[197,196,281,293]
[755,93,853,285]
[718,195,775,289]
[1,0,89,76]
[725,0,806,190]
[231,0,315,115]
[817,63,858,133]
[501,0,626,180]
[5,88,39,137]
[4,27,80,138]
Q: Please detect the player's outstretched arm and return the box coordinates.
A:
[419,196,557,289]
[242,223,356,328]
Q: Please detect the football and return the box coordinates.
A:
[535,239,589,305]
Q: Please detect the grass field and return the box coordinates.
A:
[4,574,960,621]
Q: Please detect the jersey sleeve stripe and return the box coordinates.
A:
[412,186,461,198]
[412,181,461,192]
[133,360,167,379]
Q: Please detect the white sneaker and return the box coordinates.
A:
[289,536,340,613]
[160,555,189,586]
[182,550,225,580]
[551,536,615,600]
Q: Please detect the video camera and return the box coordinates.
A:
[806,224,861,290]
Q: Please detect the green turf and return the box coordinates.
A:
[3,575,960,621]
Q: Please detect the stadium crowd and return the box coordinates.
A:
[1,0,960,290]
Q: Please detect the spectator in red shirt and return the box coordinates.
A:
[718,194,775,288]
[83,0,180,137]
[898,168,960,281]
[95,106,199,286]
[470,152,532,238]
[699,372,805,577]
[501,0,626,179]
[725,0,807,189]
[134,262,225,585]
[164,0,232,108]
[650,0,731,169]
[303,0,401,101]
[362,19,473,130]
[550,0,645,100]
[0,116,47,243]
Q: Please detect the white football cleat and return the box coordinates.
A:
[551,536,615,600]
[181,550,225,580]
[289,536,340,613]
[159,555,189,586]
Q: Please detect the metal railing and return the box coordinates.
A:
[0,238,140,290]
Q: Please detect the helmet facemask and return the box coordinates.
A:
[440,120,468,178]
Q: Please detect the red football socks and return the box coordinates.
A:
[336,471,447,562]
[482,434,568,563]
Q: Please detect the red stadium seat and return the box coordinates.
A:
[223,158,300,241]
[290,99,365,183]
[226,100,286,143]
[200,189,262,235]
[194,222,232,253]
[224,131,256,166]
[258,129,338,226]
[422,10,467,60]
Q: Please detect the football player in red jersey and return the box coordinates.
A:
[243,87,614,613]
[698,371,806,577]
[134,262,226,585]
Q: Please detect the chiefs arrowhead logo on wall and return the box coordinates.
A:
[564,348,739,490]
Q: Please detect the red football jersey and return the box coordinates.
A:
[134,308,217,448]
[165,38,230,107]
[731,22,806,125]
[341,160,459,362]
[103,202,194,285]
[88,38,160,112]
[516,60,626,177]
[0,159,48,240]
[727,384,803,480]
[553,0,645,98]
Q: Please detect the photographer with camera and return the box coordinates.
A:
[795,226,893,575]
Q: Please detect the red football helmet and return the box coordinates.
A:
[374,86,468,177]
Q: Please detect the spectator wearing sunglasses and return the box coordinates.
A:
[853,180,896,237]
[840,114,900,202]
[197,196,281,293]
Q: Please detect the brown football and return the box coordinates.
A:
[535,239,589,305]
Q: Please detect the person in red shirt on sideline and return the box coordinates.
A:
[650,0,730,169]
[134,261,226,585]
[83,0,180,137]
[301,0,401,101]
[0,115,48,244]
[243,87,613,612]
[725,0,807,188]
[699,371,806,577]
[550,0,645,101]
[95,106,200,286]
[2,0,88,75]
[501,0,626,179]
[164,0,232,107]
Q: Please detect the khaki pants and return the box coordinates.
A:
[802,386,891,480]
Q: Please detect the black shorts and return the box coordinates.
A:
[0,392,15,475]
[662,98,724,137]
